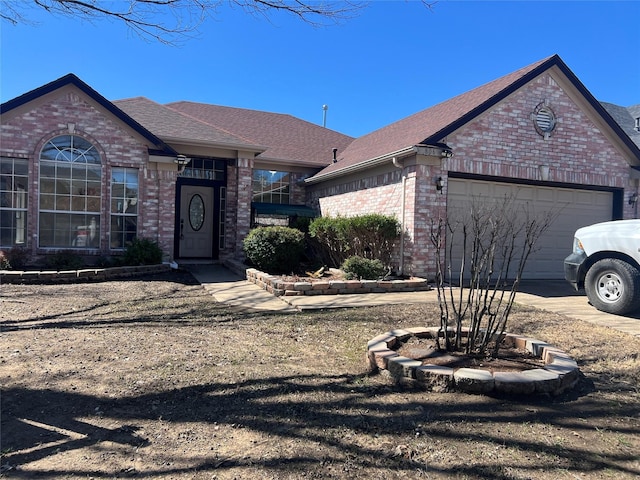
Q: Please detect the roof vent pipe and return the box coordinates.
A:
[332,148,338,163]
[635,117,640,132]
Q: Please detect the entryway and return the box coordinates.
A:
[178,185,215,258]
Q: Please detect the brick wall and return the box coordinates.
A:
[1,90,178,261]
[219,157,254,262]
[307,73,635,279]
[445,73,631,201]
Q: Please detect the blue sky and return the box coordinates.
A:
[1,1,639,137]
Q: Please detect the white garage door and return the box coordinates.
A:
[446,178,613,279]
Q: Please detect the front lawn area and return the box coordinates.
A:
[1,271,639,479]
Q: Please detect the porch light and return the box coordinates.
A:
[174,155,191,173]
[629,192,638,205]
[435,176,444,193]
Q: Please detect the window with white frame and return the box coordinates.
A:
[0,157,29,247]
[110,167,139,249]
[252,169,290,204]
[39,135,101,248]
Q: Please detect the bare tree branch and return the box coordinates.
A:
[1,1,437,45]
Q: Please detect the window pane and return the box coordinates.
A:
[40,163,56,178]
[72,179,86,195]
[110,167,138,249]
[40,194,55,210]
[56,196,70,210]
[0,191,10,208]
[56,163,72,179]
[252,169,290,204]
[87,196,100,211]
[55,179,71,195]
[38,136,102,249]
[87,165,101,182]
[112,183,125,198]
[86,181,100,196]
[0,158,29,247]
[0,209,27,246]
[71,196,85,211]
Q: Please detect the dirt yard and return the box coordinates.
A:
[1,270,639,479]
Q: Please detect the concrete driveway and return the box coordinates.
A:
[515,280,640,337]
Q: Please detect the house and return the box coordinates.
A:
[0,75,352,266]
[305,55,640,279]
[1,54,638,280]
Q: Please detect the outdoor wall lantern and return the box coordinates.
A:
[435,176,444,193]
[174,155,191,173]
[629,192,638,206]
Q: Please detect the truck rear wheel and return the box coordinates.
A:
[584,258,640,315]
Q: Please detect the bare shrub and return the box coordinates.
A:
[430,195,559,356]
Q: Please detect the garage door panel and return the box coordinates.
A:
[447,179,612,279]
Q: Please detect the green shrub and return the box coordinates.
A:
[123,238,163,266]
[243,226,305,273]
[309,214,401,267]
[307,216,350,267]
[0,246,30,270]
[290,215,313,233]
[45,250,84,270]
[0,251,10,270]
[95,255,122,268]
[341,255,388,280]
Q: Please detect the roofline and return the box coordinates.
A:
[305,146,415,184]
[423,54,640,159]
[1,73,178,156]
[161,135,266,153]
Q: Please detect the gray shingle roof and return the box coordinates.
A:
[168,101,354,167]
[601,102,640,148]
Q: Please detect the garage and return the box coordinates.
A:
[446,177,615,280]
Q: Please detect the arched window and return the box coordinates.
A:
[39,135,102,248]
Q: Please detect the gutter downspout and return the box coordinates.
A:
[392,156,405,276]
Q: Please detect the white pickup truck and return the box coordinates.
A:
[564,219,640,315]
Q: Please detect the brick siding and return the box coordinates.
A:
[307,73,635,279]
[1,90,178,261]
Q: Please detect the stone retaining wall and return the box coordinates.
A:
[367,327,580,396]
[244,267,431,297]
[0,264,171,284]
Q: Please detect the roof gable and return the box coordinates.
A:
[313,54,640,179]
[168,102,354,167]
[1,73,177,156]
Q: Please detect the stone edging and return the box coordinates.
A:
[0,264,171,284]
[243,267,431,297]
[367,327,580,396]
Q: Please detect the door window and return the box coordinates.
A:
[189,194,205,231]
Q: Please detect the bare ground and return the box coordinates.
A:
[1,270,639,479]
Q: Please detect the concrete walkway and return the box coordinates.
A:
[185,264,640,337]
